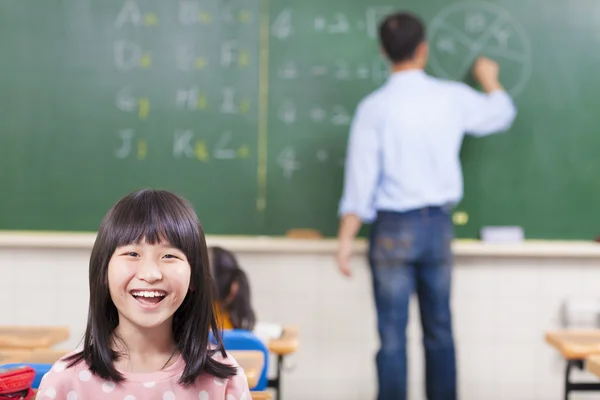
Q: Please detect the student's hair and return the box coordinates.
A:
[379,12,426,64]
[65,189,236,385]
[210,246,256,331]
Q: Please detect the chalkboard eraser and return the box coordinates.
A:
[285,229,323,239]
[480,226,524,243]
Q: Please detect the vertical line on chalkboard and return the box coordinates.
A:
[257,0,269,213]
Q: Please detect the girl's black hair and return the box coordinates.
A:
[210,246,256,331]
[65,189,237,385]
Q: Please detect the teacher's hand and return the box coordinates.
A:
[472,56,503,93]
[335,239,353,278]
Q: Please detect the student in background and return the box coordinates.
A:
[210,246,283,342]
[335,11,517,400]
[37,189,250,399]
[210,246,256,331]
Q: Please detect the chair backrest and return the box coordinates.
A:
[0,363,52,389]
[210,329,269,390]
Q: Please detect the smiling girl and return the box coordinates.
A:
[36,189,250,399]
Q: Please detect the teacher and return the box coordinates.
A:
[335,11,517,400]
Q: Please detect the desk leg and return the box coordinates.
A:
[267,355,284,400]
[564,359,600,400]
[565,360,575,400]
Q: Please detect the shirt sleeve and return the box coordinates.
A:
[455,83,517,136]
[224,364,251,400]
[338,100,381,223]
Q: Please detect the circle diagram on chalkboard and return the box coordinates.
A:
[429,2,532,96]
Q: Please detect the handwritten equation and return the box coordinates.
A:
[268,6,393,180]
[277,146,345,179]
[271,7,393,40]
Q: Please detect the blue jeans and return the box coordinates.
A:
[369,207,456,400]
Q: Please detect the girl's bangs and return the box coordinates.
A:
[107,190,199,253]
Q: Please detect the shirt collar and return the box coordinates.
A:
[388,69,426,82]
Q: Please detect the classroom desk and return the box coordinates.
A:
[229,350,264,389]
[0,326,70,350]
[546,330,600,359]
[0,349,68,364]
[546,330,600,399]
[229,350,272,399]
[267,326,299,356]
[250,392,271,400]
[587,355,600,378]
[267,326,299,400]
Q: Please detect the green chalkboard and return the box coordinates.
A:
[1,0,599,239]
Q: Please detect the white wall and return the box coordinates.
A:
[1,234,600,400]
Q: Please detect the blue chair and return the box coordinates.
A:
[210,329,269,391]
[0,363,53,389]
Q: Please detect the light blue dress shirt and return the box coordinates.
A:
[339,69,517,223]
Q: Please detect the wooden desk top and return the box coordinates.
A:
[587,354,600,378]
[546,330,600,359]
[267,326,299,356]
[229,350,264,389]
[0,349,31,364]
[250,392,271,400]
[0,349,68,364]
[0,326,70,350]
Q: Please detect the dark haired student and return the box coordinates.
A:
[209,246,284,343]
[210,246,256,332]
[37,189,250,399]
[335,12,517,400]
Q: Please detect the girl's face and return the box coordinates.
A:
[108,239,191,331]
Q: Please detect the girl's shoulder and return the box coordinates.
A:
[44,350,89,378]
[36,351,96,399]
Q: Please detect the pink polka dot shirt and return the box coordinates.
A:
[36,352,250,400]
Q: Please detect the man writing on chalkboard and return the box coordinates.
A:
[335,11,516,400]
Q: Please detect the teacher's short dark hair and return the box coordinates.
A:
[379,12,426,63]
